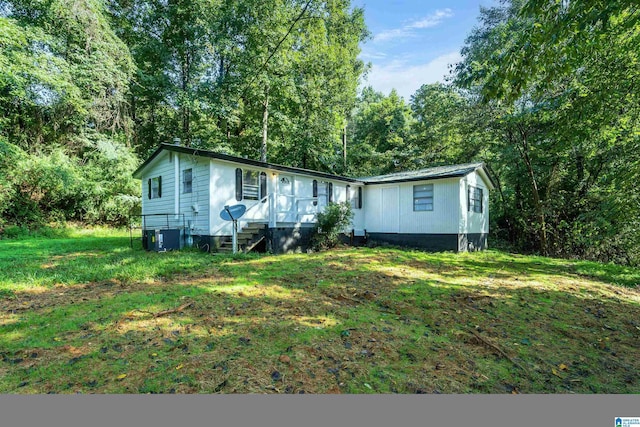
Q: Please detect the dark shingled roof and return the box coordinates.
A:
[132,143,361,183]
[133,144,495,188]
[359,163,488,184]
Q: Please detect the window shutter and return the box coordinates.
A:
[313,180,318,206]
[346,185,351,202]
[158,176,162,198]
[260,172,267,203]
[328,183,333,203]
[235,168,243,201]
[148,179,151,199]
[358,187,362,209]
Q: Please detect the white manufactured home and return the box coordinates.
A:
[132,143,495,253]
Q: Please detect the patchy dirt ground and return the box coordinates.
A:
[1,247,640,393]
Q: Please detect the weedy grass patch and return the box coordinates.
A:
[1,229,639,393]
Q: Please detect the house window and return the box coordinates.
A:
[468,186,483,213]
[235,168,242,201]
[347,185,362,209]
[183,168,192,193]
[313,180,318,206]
[148,176,162,199]
[243,170,260,200]
[317,181,329,208]
[235,169,265,201]
[413,184,433,211]
[260,172,267,203]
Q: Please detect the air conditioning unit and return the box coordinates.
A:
[143,229,181,252]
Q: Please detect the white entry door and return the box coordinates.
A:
[381,186,399,233]
[277,175,294,222]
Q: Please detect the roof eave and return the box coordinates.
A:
[132,143,363,184]
[475,164,496,190]
[362,171,470,185]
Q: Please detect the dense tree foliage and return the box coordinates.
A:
[452,0,639,263]
[0,0,366,229]
[345,0,639,265]
[1,0,637,266]
[108,0,367,171]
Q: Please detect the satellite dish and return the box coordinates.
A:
[219,205,246,254]
[220,204,246,221]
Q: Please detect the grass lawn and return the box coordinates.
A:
[1,228,639,394]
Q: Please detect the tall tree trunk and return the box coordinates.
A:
[513,126,548,255]
[261,86,269,162]
[181,52,191,146]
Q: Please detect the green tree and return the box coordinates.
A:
[453,0,640,263]
[347,88,413,176]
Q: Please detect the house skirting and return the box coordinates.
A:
[367,233,488,252]
[267,224,316,254]
[189,224,316,254]
[185,231,488,253]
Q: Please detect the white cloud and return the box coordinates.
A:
[359,50,388,60]
[374,9,454,42]
[362,51,463,100]
[409,9,454,29]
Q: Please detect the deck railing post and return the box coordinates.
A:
[269,192,276,228]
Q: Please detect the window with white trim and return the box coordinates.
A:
[243,170,260,200]
[317,181,329,208]
[182,168,192,193]
[413,184,433,211]
[468,186,483,213]
[347,185,362,209]
[149,176,162,199]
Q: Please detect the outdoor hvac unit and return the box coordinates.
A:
[143,229,181,252]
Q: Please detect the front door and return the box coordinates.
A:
[277,175,294,222]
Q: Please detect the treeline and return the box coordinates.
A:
[1,0,638,265]
[347,0,639,265]
[0,0,367,227]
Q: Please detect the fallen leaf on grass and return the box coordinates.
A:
[279,355,291,364]
[175,364,184,370]
[559,363,568,371]
[116,374,127,380]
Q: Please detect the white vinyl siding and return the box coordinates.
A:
[177,155,209,235]
[140,152,176,229]
[460,172,489,234]
[363,179,460,234]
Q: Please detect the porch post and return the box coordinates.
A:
[269,173,277,228]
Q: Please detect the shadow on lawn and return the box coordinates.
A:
[1,246,640,393]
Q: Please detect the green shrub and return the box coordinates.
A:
[313,202,354,249]
[79,137,141,225]
[9,148,85,225]
[1,225,29,239]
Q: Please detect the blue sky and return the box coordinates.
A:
[352,0,498,100]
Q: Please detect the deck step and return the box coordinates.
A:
[216,222,267,254]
